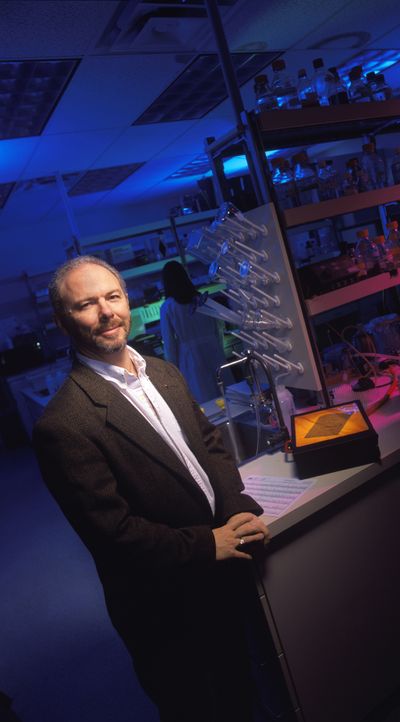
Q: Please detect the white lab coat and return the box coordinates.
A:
[160,297,226,403]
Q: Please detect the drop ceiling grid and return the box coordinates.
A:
[41,155,189,218]
[19,128,126,178]
[0,58,80,141]
[68,163,144,196]
[88,153,199,203]
[144,114,235,161]
[44,54,198,135]
[133,52,277,124]
[85,121,198,172]
[0,179,63,229]
[0,136,40,183]
[226,0,354,51]
[290,0,400,50]
[0,0,119,59]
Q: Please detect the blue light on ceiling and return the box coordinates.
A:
[339,49,400,82]
[222,150,279,177]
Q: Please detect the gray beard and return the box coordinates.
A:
[92,336,128,354]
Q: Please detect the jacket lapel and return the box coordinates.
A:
[146,357,201,453]
[69,361,211,510]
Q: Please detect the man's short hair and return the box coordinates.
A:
[48,255,128,317]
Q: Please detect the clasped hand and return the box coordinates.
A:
[212,512,270,561]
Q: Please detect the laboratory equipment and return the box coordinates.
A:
[187,200,325,399]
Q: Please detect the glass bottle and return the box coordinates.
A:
[270,58,299,109]
[345,157,372,193]
[365,72,378,99]
[374,235,395,273]
[317,160,335,201]
[254,74,277,113]
[311,57,334,106]
[390,147,400,185]
[362,142,387,189]
[348,65,373,103]
[327,67,349,105]
[293,151,319,205]
[373,73,392,101]
[325,159,341,198]
[270,157,297,209]
[386,220,400,267]
[342,163,359,196]
[297,68,319,107]
[355,228,382,277]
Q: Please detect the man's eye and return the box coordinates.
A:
[109,294,121,300]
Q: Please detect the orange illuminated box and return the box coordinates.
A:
[291,400,381,479]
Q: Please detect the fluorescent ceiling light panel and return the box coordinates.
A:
[67,163,144,196]
[0,58,80,140]
[133,51,279,124]
[167,153,210,178]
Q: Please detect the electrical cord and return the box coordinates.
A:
[335,323,377,379]
[365,367,397,416]
[326,324,399,415]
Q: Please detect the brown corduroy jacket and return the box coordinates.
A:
[33,355,262,653]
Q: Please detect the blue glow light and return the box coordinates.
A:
[222,149,279,177]
[339,49,400,83]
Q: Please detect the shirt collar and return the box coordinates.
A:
[76,345,147,382]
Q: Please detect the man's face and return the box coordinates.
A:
[58,263,131,360]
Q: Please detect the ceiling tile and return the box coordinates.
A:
[291,0,400,50]
[0,136,40,183]
[89,123,196,167]
[20,128,124,177]
[0,0,119,58]
[44,54,196,134]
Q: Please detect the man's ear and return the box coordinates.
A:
[54,314,69,336]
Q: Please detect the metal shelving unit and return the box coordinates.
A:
[306,271,400,316]
[284,184,400,227]
[205,100,400,398]
[256,98,400,147]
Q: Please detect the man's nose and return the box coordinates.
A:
[98,299,114,318]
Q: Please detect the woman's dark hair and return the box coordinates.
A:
[162,261,199,304]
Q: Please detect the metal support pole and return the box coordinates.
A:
[205,137,229,207]
[169,214,187,268]
[55,172,81,257]
[204,0,245,129]
[203,0,271,207]
[242,111,272,205]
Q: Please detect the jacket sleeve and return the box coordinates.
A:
[160,301,179,366]
[33,418,216,575]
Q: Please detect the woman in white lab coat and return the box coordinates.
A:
[160,261,226,403]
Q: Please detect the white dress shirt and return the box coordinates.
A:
[76,347,215,514]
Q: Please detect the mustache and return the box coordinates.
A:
[94,321,124,334]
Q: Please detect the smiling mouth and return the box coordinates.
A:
[98,326,121,336]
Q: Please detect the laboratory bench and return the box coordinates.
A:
[236,393,400,722]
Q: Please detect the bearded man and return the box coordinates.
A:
[33,255,269,722]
